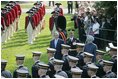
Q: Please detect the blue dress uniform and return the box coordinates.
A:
[31,51,41,78]
[1,59,12,78]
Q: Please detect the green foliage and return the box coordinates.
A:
[93,1,117,16]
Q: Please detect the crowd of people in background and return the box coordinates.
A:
[1,1,117,78]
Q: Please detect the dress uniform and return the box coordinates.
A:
[1,8,10,41]
[67,1,73,14]
[1,15,7,43]
[108,46,117,74]
[31,51,41,78]
[49,11,57,32]
[67,55,79,78]
[76,43,85,69]
[47,47,56,60]
[16,68,29,78]
[61,44,70,72]
[102,60,116,78]
[87,63,99,78]
[71,67,83,78]
[66,30,79,56]
[96,50,106,78]
[54,3,63,15]
[15,55,25,66]
[25,11,36,44]
[1,59,12,78]
[37,62,50,78]
[47,47,56,78]
[53,59,68,78]
[13,65,31,78]
[81,52,94,78]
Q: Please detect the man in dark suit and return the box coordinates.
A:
[50,31,64,60]
[66,29,79,57]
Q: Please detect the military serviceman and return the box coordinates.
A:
[76,43,85,69]
[53,59,68,78]
[54,3,63,15]
[87,63,99,78]
[108,45,117,74]
[13,55,31,78]
[16,68,29,78]
[1,59,12,78]
[1,12,7,43]
[71,67,83,78]
[25,10,36,44]
[37,62,50,78]
[31,51,41,78]
[102,60,116,78]
[67,55,79,78]
[47,47,56,78]
[96,50,106,77]
[81,52,94,78]
[61,44,70,72]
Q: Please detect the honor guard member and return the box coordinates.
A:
[81,52,94,78]
[47,48,56,78]
[1,8,10,40]
[37,62,50,78]
[76,43,85,69]
[1,14,7,43]
[109,45,117,74]
[32,51,41,78]
[16,68,29,78]
[1,59,12,78]
[25,10,36,44]
[102,60,116,78]
[61,44,70,72]
[67,56,79,78]
[87,63,99,78]
[53,59,68,78]
[49,11,57,32]
[50,31,64,60]
[71,67,83,78]
[54,3,63,15]
[96,50,106,77]
[66,29,79,56]
[4,5,14,38]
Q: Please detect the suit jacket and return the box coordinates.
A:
[66,37,79,56]
[50,38,64,60]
